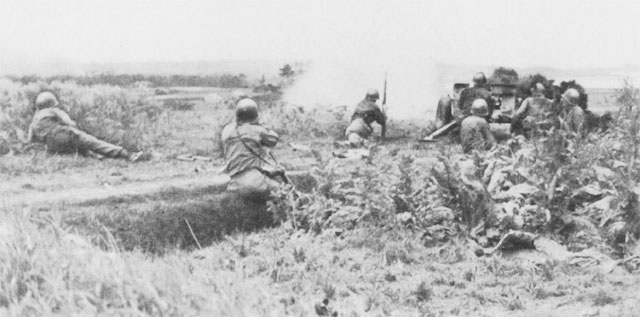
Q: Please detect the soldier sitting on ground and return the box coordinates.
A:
[512,83,555,138]
[344,89,386,147]
[460,99,496,154]
[455,72,495,122]
[27,91,143,161]
[221,98,287,200]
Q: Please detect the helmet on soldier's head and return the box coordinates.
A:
[472,72,487,86]
[365,89,380,101]
[236,98,259,123]
[35,92,59,110]
[470,99,489,116]
[534,83,546,93]
[562,88,580,106]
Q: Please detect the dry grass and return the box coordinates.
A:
[2,79,640,315]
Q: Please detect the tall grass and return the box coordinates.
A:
[0,79,164,153]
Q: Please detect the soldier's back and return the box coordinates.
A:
[526,96,554,121]
[460,116,490,153]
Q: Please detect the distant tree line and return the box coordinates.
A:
[5,73,250,88]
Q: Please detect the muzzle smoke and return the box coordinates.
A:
[283,57,450,120]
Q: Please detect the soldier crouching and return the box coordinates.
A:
[460,99,496,154]
[221,98,287,201]
[345,89,386,147]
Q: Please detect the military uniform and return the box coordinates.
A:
[345,99,386,146]
[460,116,495,154]
[28,107,131,158]
[456,87,494,120]
[512,92,555,136]
[221,122,284,197]
[562,105,586,135]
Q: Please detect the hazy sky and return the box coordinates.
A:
[1,0,639,117]
[0,0,639,68]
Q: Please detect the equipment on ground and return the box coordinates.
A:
[421,121,458,142]
[434,83,469,129]
[428,82,516,141]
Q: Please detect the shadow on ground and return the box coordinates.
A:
[61,185,278,254]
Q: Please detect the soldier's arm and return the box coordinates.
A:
[514,99,529,120]
[259,128,280,147]
[53,108,77,127]
[483,122,496,149]
[576,110,587,136]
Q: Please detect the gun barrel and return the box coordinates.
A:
[382,72,387,106]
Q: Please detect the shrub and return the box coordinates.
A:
[490,67,519,85]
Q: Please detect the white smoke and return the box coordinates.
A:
[284,56,446,120]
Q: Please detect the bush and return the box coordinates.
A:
[490,67,519,85]
[7,73,250,88]
[517,73,555,99]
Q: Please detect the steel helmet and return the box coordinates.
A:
[35,91,59,110]
[235,98,259,123]
[534,83,546,93]
[470,99,489,116]
[365,89,380,100]
[472,72,487,86]
[562,88,580,106]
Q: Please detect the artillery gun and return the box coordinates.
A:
[487,83,519,140]
[488,83,519,122]
[424,83,517,141]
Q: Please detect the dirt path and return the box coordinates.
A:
[1,168,229,209]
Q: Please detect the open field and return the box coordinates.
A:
[2,81,640,316]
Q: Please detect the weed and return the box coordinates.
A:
[292,247,306,263]
[323,283,336,300]
[538,262,555,281]
[414,281,433,302]
[384,271,397,282]
[468,290,487,305]
[505,294,524,311]
[462,269,475,282]
[592,289,616,306]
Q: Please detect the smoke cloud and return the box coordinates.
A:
[284,57,446,120]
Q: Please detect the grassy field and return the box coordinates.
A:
[2,80,640,316]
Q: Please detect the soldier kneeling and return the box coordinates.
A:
[344,89,386,147]
[221,98,287,201]
[460,99,496,154]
